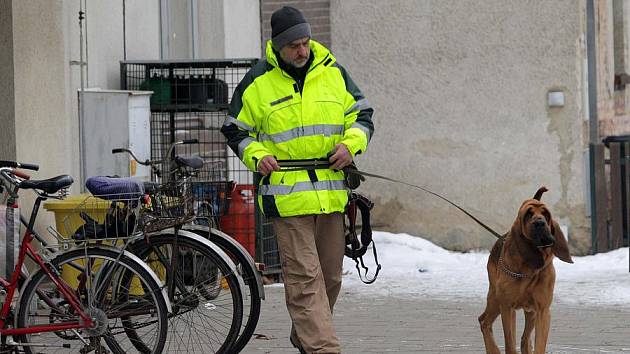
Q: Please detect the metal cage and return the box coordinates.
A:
[120,59,281,275]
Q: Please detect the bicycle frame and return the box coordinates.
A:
[0,200,95,336]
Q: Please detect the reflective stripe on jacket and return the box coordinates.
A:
[221,40,374,217]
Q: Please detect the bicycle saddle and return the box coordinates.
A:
[19,175,74,194]
[175,156,204,170]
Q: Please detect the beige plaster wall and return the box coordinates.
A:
[0,1,16,159]
[9,0,161,233]
[198,0,260,58]
[331,0,591,253]
[599,0,630,136]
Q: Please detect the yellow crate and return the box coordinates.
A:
[44,194,148,295]
[43,194,111,238]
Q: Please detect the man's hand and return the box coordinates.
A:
[258,155,280,176]
[329,143,352,170]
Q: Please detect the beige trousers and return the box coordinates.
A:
[272,213,345,354]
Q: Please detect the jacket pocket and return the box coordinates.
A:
[315,95,344,125]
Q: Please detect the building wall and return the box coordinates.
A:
[331,0,592,253]
[9,0,72,231]
[599,0,630,136]
[198,0,226,58]
[7,0,161,231]
[121,1,162,61]
[12,1,71,179]
[198,0,260,59]
[0,1,16,160]
[224,0,261,58]
[3,0,260,233]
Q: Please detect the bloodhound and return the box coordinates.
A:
[478,187,573,354]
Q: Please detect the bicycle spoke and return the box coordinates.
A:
[133,234,243,353]
[17,248,167,354]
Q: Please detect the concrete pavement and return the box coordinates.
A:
[241,285,630,354]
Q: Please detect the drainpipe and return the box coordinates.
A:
[586,0,599,254]
[79,0,87,192]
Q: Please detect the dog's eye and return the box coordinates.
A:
[524,209,533,220]
[543,209,551,221]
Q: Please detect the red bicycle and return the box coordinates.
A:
[0,161,169,353]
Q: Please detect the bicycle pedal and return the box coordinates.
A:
[79,344,100,354]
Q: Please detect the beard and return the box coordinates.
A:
[290,56,308,68]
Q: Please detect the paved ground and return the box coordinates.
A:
[241,286,630,354]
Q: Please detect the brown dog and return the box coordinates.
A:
[479,187,573,354]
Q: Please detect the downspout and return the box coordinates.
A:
[586,0,599,254]
[78,0,87,191]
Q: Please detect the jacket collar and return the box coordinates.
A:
[265,39,336,78]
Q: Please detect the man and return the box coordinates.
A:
[221,6,374,353]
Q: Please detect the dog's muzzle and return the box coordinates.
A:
[531,219,555,248]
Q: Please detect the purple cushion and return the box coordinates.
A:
[85,176,145,200]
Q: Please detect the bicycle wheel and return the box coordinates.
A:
[130,231,243,354]
[17,247,168,354]
[184,225,263,353]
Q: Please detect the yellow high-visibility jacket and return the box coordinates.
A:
[221,40,374,217]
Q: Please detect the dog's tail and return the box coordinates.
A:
[533,186,548,201]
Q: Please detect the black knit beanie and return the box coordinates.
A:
[271,6,311,50]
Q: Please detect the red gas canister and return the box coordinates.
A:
[220,184,256,257]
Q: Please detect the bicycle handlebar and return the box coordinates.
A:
[11,169,31,180]
[0,163,36,195]
[112,139,199,167]
[0,160,39,171]
[111,147,154,166]
[0,167,29,187]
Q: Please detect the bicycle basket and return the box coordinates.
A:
[66,193,142,242]
[141,181,195,233]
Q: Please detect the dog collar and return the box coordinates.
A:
[498,255,552,279]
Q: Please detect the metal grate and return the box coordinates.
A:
[120,59,256,176]
[120,59,281,274]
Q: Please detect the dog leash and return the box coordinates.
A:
[276,159,505,240]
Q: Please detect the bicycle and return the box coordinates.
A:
[0,160,169,354]
[104,141,246,353]
[113,140,264,353]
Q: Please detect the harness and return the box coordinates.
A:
[277,160,382,284]
[344,192,381,284]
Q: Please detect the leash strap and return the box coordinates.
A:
[276,159,504,240]
[345,169,505,240]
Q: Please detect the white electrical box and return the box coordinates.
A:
[80,89,152,185]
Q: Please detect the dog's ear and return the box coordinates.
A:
[512,201,530,239]
[510,209,523,239]
[551,219,573,263]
